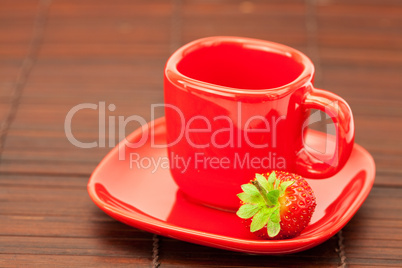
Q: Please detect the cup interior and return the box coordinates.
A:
[177,41,305,90]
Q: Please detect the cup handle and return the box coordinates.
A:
[295,86,355,178]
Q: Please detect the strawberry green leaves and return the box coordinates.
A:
[236,204,260,219]
[237,192,264,204]
[240,184,259,196]
[280,181,294,193]
[236,171,294,238]
[255,173,269,192]
[266,189,280,205]
[267,220,281,237]
[267,172,276,188]
[238,183,264,205]
[270,207,280,223]
[250,207,270,232]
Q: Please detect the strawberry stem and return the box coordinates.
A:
[251,180,272,206]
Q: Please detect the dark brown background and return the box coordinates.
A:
[1,0,401,267]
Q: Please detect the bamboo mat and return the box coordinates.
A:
[1,0,401,267]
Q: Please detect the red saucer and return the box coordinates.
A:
[88,117,375,254]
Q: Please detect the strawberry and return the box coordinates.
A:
[236,171,316,239]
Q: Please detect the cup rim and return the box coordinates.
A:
[165,36,315,98]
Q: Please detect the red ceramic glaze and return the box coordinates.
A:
[164,36,354,209]
[88,117,375,255]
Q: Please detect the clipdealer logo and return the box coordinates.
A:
[64,101,337,173]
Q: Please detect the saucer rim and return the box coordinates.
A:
[87,117,375,254]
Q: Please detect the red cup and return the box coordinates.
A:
[164,36,354,210]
